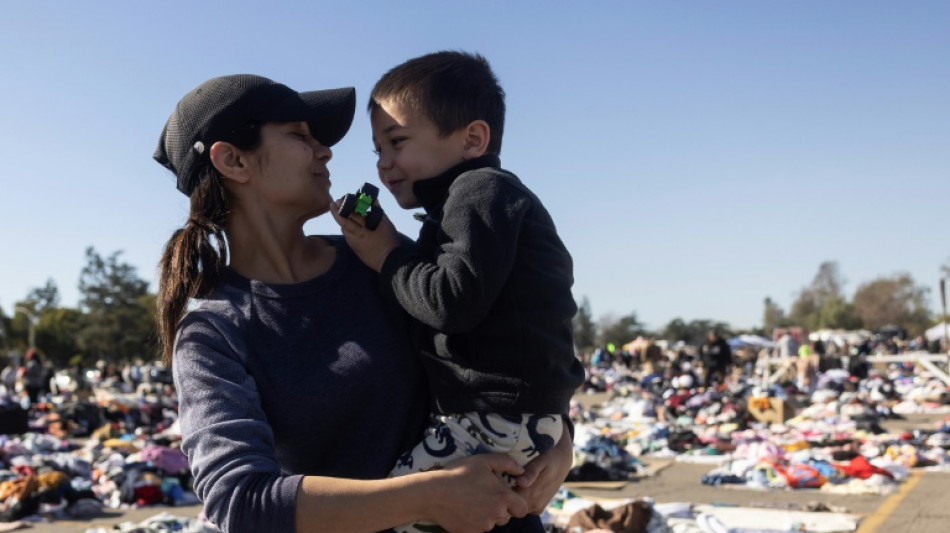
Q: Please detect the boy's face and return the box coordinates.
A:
[370,99,469,209]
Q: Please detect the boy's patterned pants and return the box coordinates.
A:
[389,412,563,533]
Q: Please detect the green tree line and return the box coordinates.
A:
[573,260,944,356]
[1,251,943,369]
[0,247,156,368]
[762,261,934,337]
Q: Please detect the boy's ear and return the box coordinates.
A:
[209,141,252,185]
[461,120,490,158]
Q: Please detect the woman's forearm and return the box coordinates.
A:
[295,474,430,532]
[295,454,528,533]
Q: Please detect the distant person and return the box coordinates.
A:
[796,341,816,392]
[0,364,16,396]
[849,338,871,380]
[590,346,608,368]
[699,330,732,388]
[639,361,665,393]
[775,330,800,359]
[21,349,45,404]
[618,347,634,369]
[333,51,583,533]
[643,338,664,371]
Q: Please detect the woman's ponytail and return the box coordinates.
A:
[155,121,261,364]
[156,171,229,364]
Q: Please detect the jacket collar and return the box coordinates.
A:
[412,154,501,213]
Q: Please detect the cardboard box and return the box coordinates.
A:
[747,396,794,424]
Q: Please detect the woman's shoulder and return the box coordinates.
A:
[177,281,253,352]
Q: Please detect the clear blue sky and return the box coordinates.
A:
[1,2,948,331]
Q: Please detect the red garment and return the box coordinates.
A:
[666,391,691,409]
[11,465,36,477]
[781,463,826,488]
[837,455,894,480]
[133,485,164,506]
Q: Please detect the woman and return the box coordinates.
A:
[153,74,572,533]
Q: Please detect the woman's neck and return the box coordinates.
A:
[225,209,336,284]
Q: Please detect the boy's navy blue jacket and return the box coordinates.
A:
[379,155,585,415]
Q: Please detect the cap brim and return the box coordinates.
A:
[266,87,356,147]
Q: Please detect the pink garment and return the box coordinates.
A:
[140,445,189,474]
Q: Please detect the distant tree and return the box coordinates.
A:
[598,312,648,349]
[788,289,819,330]
[817,295,862,331]
[661,318,691,343]
[812,261,846,299]
[0,306,10,352]
[25,279,60,313]
[661,318,730,346]
[572,297,597,355]
[35,307,84,368]
[762,297,786,335]
[76,247,154,362]
[137,293,160,361]
[852,273,931,335]
[6,300,40,353]
[788,291,818,331]
[788,261,851,331]
[697,319,733,343]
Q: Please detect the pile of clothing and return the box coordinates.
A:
[567,361,950,497]
[544,494,862,533]
[0,429,196,522]
[0,387,195,524]
[83,511,219,533]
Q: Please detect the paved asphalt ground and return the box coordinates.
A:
[17,394,950,532]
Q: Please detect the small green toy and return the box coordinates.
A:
[338,182,383,230]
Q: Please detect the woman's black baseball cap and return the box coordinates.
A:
[154,74,356,196]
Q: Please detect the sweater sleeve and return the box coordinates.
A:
[379,173,529,333]
[173,312,302,533]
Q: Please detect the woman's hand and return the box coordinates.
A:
[426,453,529,533]
[513,419,574,514]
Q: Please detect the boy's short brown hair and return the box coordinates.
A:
[369,50,506,155]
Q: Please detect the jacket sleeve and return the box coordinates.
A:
[380,173,529,333]
[173,313,301,533]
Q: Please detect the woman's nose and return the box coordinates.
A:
[312,139,332,163]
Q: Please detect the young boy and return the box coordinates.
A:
[334,51,584,532]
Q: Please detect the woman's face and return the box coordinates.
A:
[245,121,334,220]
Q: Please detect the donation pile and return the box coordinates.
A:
[545,494,863,533]
[547,356,950,532]
[0,380,199,525]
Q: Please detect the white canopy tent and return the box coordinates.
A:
[925,322,950,342]
[809,329,872,347]
[728,334,774,349]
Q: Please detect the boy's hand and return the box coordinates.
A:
[331,199,401,272]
